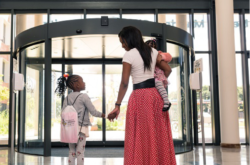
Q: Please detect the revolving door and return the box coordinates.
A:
[14,19,194,156]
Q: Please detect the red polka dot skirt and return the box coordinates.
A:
[124,88,176,165]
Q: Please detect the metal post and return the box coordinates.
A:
[119,9,122,19]
[44,9,52,156]
[155,9,158,23]
[9,8,15,165]
[199,72,206,165]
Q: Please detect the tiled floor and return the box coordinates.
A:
[0,146,249,165]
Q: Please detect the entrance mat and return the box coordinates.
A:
[51,147,124,158]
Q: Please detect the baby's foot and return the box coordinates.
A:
[163,102,171,111]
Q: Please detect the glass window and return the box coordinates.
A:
[234,14,241,51]
[0,14,11,51]
[158,14,190,33]
[87,14,119,19]
[16,14,47,36]
[0,54,10,145]
[235,54,245,143]
[51,64,62,142]
[65,65,103,141]
[50,14,83,23]
[194,14,209,51]
[245,14,250,50]
[52,38,64,58]
[195,54,212,143]
[122,14,154,22]
[105,65,133,141]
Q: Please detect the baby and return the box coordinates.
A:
[146,39,172,111]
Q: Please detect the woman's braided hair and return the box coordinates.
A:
[55,74,80,96]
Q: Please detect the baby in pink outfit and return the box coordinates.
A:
[146,40,172,111]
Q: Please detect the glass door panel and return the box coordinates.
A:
[195,54,212,143]
[65,65,103,141]
[19,43,45,155]
[105,65,133,141]
[167,42,192,152]
[51,65,62,142]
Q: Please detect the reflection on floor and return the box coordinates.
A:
[1,146,249,165]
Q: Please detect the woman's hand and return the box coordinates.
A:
[108,106,120,122]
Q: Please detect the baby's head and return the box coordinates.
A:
[55,74,85,96]
[145,39,157,49]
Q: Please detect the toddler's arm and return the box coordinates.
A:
[82,94,105,118]
[158,51,172,63]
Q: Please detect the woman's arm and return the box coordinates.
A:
[108,62,131,121]
[116,62,131,104]
[156,54,172,78]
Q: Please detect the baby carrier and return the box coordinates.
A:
[60,94,85,143]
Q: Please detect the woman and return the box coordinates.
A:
[108,26,176,165]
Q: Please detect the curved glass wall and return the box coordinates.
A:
[167,42,192,153]
[19,43,45,155]
[15,20,193,156]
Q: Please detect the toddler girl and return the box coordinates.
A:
[55,74,105,165]
[145,39,172,111]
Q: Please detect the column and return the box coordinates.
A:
[16,15,27,36]
[215,0,240,147]
[176,14,188,32]
[158,14,166,24]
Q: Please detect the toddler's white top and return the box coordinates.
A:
[122,48,158,84]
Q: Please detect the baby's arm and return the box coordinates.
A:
[82,94,105,118]
[158,51,172,63]
[156,54,172,78]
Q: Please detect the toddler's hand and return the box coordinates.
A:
[101,113,105,118]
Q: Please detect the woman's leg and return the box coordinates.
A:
[76,133,86,165]
[68,143,77,165]
[155,80,171,111]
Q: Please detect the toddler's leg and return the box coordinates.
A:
[76,133,86,165]
[155,80,171,111]
[68,143,77,165]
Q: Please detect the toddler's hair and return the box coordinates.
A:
[55,74,80,96]
[145,39,157,49]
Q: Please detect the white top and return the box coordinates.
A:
[122,48,158,84]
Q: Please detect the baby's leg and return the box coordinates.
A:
[76,133,86,165]
[155,80,171,111]
[68,143,76,165]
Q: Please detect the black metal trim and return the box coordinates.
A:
[195,51,211,54]
[155,9,158,23]
[8,9,14,147]
[14,9,47,14]
[239,9,249,144]
[122,9,155,14]
[0,9,11,13]
[84,9,87,19]
[208,4,221,145]
[0,52,11,54]
[14,19,193,50]
[191,50,198,145]
[50,9,84,14]
[102,64,106,145]
[190,9,194,38]
[86,9,120,14]
[44,9,51,156]
[158,9,191,13]
[119,9,122,19]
